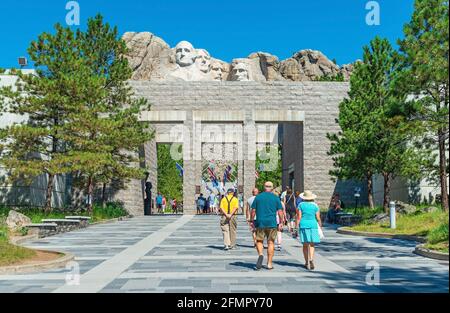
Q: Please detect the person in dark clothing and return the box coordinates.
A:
[327,193,342,224]
[197,193,207,215]
[284,188,297,235]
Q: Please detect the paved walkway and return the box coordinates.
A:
[0,215,448,293]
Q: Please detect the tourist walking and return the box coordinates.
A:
[250,182,284,270]
[197,193,207,215]
[156,193,163,214]
[219,188,239,250]
[273,190,286,251]
[214,195,220,215]
[209,193,217,214]
[245,188,259,247]
[162,196,167,213]
[172,198,177,214]
[296,190,323,270]
[284,188,297,234]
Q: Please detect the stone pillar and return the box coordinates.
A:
[183,111,197,214]
[182,159,196,214]
[194,159,202,195]
[238,159,244,191]
[112,149,145,216]
[243,111,256,205]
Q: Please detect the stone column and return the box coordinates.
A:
[243,111,256,204]
[182,160,196,214]
[182,111,197,215]
[112,149,145,216]
[238,159,244,190]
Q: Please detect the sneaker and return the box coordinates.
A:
[224,245,230,251]
[256,255,264,270]
[309,260,315,270]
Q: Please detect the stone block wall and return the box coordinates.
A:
[128,81,350,211]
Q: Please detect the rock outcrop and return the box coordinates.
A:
[6,210,31,230]
[122,32,355,82]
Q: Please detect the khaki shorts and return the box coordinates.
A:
[255,228,277,242]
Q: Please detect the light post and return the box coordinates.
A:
[389,201,396,229]
[354,187,361,211]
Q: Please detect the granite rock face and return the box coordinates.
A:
[122,32,355,82]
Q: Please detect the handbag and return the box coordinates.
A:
[318,227,325,239]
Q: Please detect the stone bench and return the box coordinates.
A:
[25,223,58,238]
[65,216,92,228]
[337,215,362,226]
[41,219,81,233]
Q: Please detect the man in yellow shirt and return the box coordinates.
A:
[220,188,239,250]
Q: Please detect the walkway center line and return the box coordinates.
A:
[281,229,383,293]
[53,215,194,293]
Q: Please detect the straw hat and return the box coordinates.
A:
[300,190,317,201]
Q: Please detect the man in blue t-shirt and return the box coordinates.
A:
[250,181,284,270]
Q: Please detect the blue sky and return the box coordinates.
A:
[0,0,415,68]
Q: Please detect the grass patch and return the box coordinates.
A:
[424,218,449,253]
[346,210,448,237]
[343,206,385,220]
[90,202,128,222]
[0,240,36,266]
[0,220,36,266]
[424,241,449,254]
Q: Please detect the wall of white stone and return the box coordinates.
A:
[0,72,70,209]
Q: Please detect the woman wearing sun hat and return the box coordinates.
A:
[296,190,323,270]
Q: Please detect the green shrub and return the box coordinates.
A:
[91,201,128,222]
[18,227,29,236]
[428,219,449,245]
[0,227,7,242]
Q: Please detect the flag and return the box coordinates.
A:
[175,163,184,177]
[207,166,217,181]
[223,165,232,184]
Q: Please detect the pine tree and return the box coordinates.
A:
[398,0,449,211]
[0,15,152,213]
[59,15,152,213]
[0,26,82,212]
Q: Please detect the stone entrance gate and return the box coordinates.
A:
[116,81,349,215]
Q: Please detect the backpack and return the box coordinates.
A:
[286,194,296,213]
[198,197,206,207]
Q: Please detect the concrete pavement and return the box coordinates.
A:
[0,215,447,293]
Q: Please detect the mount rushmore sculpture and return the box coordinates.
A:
[122,32,354,82]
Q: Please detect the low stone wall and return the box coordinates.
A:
[26,223,58,238]
[25,216,91,238]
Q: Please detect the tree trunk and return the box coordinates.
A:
[383,173,392,213]
[438,128,449,211]
[87,176,94,215]
[101,182,107,209]
[45,173,55,214]
[367,174,374,210]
